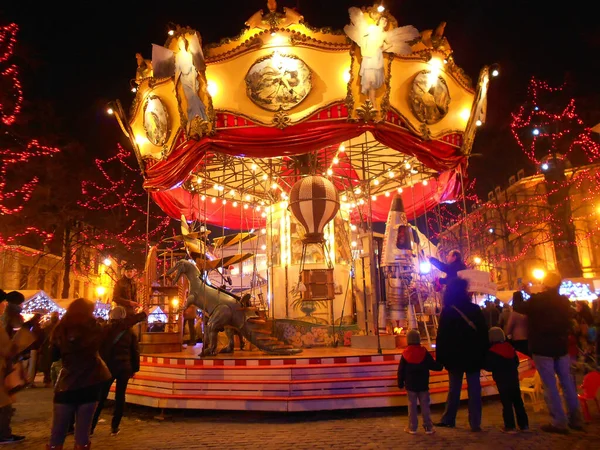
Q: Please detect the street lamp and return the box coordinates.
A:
[95,286,107,297]
[532,268,546,281]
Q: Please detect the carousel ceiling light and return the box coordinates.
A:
[201,195,206,201]
[351,241,357,247]
[354,188,361,195]
[388,171,395,178]
[327,168,333,176]
[475,120,482,126]
[233,201,238,207]
[333,157,339,164]
[342,70,351,84]
[131,87,137,93]
[261,228,267,234]
[410,168,418,174]
[261,244,267,250]
[397,187,403,193]
[260,201,265,205]
[196,177,203,184]
[168,29,175,36]
[373,179,379,185]
[371,195,377,201]
[350,224,357,231]
[377,4,385,13]
[261,212,267,218]
[213,183,219,190]
[262,174,268,181]
[339,143,345,152]
[211,198,217,203]
[280,192,288,199]
[460,108,471,121]
[422,179,428,186]
[256,206,261,211]
[222,199,227,205]
[251,164,257,171]
[271,183,278,190]
[404,162,411,169]
[385,191,390,197]
[106,107,114,115]
[245,195,251,201]
[244,204,249,209]
[229,189,236,196]
[341,195,347,202]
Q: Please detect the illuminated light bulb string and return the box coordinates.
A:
[0,24,60,251]
[79,145,174,252]
[510,77,600,165]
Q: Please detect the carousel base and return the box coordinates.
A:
[109,345,535,412]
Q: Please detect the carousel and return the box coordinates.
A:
[107,1,531,412]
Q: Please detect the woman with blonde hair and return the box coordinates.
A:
[47,299,146,450]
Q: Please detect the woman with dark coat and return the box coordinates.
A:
[91,306,144,436]
[46,299,145,450]
[435,278,489,431]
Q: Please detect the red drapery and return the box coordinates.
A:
[151,167,461,228]
[145,118,465,227]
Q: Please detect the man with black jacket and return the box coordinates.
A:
[512,272,584,433]
[429,250,467,286]
[92,306,146,436]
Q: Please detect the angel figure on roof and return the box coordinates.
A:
[344,7,419,104]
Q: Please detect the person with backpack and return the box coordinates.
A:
[91,306,144,437]
[435,278,489,431]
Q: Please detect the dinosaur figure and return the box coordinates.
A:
[167,259,302,356]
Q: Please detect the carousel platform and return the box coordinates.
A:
[110,345,535,412]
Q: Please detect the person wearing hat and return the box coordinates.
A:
[512,271,584,433]
[397,329,443,435]
[484,327,528,433]
[113,263,139,317]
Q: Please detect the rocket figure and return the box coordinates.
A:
[381,195,416,331]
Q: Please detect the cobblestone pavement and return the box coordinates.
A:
[10,387,600,450]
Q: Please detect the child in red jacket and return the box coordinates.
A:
[398,329,443,435]
[484,327,529,433]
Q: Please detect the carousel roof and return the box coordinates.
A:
[112,1,492,229]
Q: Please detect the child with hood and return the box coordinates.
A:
[397,329,443,435]
[484,327,529,433]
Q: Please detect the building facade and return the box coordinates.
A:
[438,162,600,290]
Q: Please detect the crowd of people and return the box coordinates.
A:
[2,253,600,446]
[399,250,598,435]
[0,262,146,449]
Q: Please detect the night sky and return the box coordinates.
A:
[2,0,599,198]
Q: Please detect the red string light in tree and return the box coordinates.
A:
[0,23,61,251]
[0,23,22,126]
[0,140,60,215]
[510,77,600,165]
[79,145,174,253]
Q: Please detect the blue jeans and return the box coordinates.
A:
[50,402,97,446]
[407,391,432,431]
[533,354,583,428]
[440,370,482,430]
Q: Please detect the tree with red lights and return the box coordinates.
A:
[435,77,600,285]
[0,23,60,251]
[79,144,174,265]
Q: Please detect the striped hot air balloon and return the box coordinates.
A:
[288,175,340,243]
